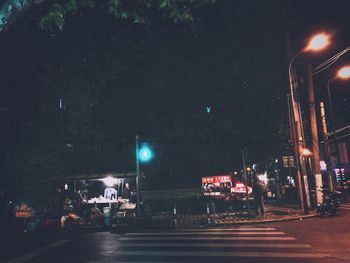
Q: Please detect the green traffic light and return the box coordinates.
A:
[139,144,153,162]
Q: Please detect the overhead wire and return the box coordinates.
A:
[313,46,350,75]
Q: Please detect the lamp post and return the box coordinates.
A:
[311,45,350,196]
[326,65,350,191]
[289,55,309,213]
[288,32,330,212]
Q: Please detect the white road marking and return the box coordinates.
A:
[126,231,286,236]
[120,236,296,241]
[5,240,69,263]
[339,207,350,210]
[115,250,329,258]
[0,239,55,243]
[120,242,311,248]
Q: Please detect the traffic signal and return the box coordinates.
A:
[138,143,153,162]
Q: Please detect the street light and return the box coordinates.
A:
[288,32,331,212]
[337,65,350,79]
[304,33,330,52]
[326,65,350,191]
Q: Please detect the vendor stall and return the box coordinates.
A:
[50,172,138,227]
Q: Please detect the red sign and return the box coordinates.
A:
[202,175,232,185]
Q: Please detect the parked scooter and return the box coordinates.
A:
[317,188,339,217]
[330,190,343,208]
[60,204,84,230]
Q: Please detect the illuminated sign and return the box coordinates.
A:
[202,175,232,185]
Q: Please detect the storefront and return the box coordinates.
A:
[201,175,252,197]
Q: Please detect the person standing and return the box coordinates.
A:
[252,179,264,216]
[123,183,132,200]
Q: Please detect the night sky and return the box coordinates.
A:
[0,0,350,191]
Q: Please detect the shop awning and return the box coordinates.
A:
[45,172,137,182]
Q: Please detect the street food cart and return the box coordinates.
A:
[52,172,138,228]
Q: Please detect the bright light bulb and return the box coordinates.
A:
[337,66,350,79]
[302,148,312,156]
[100,176,118,187]
[304,33,330,52]
[139,144,153,162]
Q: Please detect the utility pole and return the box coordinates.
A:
[287,94,308,213]
[320,102,334,191]
[242,149,250,214]
[307,65,323,204]
[291,65,311,210]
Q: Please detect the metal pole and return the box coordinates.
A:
[173,203,177,227]
[320,101,334,191]
[287,94,304,209]
[206,203,211,225]
[288,57,309,213]
[242,149,250,214]
[307,65,323,204]
[135,135,141,221]
[327,80,344,191]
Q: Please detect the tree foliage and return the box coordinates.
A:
[38,0,215,31]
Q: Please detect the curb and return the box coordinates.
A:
[210,213,318,227]
[141,212,318,230]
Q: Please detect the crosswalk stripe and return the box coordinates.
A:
[340,204,350,207]
[120,242,311,248]
[120,236,296,241]
[339,207,350,210]
[115,250,329,258]
[179,227,276,231]
[126,231,286,236]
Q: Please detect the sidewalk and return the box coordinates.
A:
[146,202,317,228]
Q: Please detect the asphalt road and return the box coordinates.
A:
[2,201,350,263]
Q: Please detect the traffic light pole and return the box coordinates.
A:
[135,135,141,221]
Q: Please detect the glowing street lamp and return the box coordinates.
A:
[326,65,350,191]
[288,32,331,212]
[337,65,350,79]
[304,33,331,52]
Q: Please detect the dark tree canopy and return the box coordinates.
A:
[0,0,215,32]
